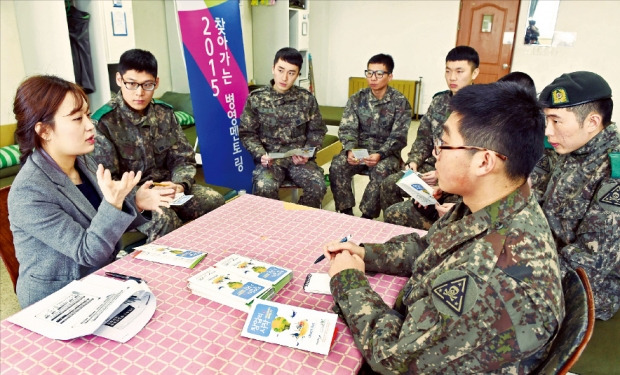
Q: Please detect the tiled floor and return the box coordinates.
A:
[0,120,420,321]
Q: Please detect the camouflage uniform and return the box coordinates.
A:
[533,123,620,320]
[380,91,458,228]
[530,138,560,200]
[330,86,411,218]
[330,184,564,374]
[93,93,225,242]
[239,83,327,208]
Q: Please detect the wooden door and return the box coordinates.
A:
[457,0,521,83]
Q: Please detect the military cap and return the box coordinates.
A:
[539,71,612,108]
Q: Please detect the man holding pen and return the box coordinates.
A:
[322,82,563,373]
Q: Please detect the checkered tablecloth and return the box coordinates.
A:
[1,195,420,374]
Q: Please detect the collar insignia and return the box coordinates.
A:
[600,183,620,207]
[432,275,469,316]
[551,87,569,105]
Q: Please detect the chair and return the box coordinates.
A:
[279,179,303,203]
[533,267,595,375]
[0,185,19,292]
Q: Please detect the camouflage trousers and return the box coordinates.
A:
[329,152,400,218]
[252,159,326,208]
[138,184,225,242]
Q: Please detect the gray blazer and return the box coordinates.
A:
[8,150,147,308]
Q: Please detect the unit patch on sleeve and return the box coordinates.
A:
[599,182,620,210]
[431,270,478,318]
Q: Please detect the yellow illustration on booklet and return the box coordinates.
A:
[241,299,338,355]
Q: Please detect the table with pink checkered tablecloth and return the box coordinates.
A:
[1,194,422,374]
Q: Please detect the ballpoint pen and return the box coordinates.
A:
[314,235,352,264]
[105,271,145,283]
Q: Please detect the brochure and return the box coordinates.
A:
[268,146,316,159]
[351,148,370,162]
[7,275,156,343]
[170,193,193,206]
[132,244,207,269]
[396,170,439,206]
[241,299,339,355]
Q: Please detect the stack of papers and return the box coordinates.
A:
[132,244,207,269]
[187,254,293,311]
[7,275,156,342]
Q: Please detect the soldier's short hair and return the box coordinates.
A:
[450,81,545,180]
[273,47,303,71]
[446,46,479,69]
[367,54,394,73]
[119,49,158,77]
[566,99,613,127]
[498,72,536,98]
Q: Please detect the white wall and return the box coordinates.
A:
[133,0,172,94]
[0,0,25,126]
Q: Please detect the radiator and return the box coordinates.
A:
[348,77,422,118]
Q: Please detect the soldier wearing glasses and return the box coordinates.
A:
[322,82,563,374]
[93,49,224,242]
[330,53,411,219]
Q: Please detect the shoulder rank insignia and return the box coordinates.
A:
[599,183,620,209]
[551,87,569,105]
[431,270,478,317]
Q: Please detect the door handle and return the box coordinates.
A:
[503,63,510,69]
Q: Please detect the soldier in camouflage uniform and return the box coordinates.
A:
[330,54,411,219]
[239,47,327,208]
[322,83,564,374]
[93,49,224,242]
[380,46,479,228]
[535,71,619,320]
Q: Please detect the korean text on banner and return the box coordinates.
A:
[176,0,253,191]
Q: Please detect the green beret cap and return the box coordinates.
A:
[539,71,612,108]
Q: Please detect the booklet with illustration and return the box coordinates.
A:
[132,244,207,269]
[241,299,339,355]
[396,170,439,206]
[187,254,293,311]
[268,146,316,159]
[7,275,156,343]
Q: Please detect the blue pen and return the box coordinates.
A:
[314,234,352,264]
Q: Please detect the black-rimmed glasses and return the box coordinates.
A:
[121,79,156,91]
[364,70,390,79]
[434,138,508,161]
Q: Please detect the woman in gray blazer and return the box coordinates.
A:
[8,75,173,308]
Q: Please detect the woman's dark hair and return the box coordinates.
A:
[13,75,89,164]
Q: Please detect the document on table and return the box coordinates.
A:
[7,275,156,342]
